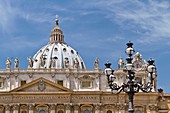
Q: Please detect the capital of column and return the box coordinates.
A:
[94,104,101,111]
[49,104,56,110]
[65,104,72,110]
[28,104,34,110]
[73,104,79,111]
[5,105,11,111]
[12,104,19,110]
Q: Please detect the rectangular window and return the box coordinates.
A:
[82,81,91,88]
[0,78,3,88]
[0,82,2,88]
[58,80,63,86]
[21,81,26,86]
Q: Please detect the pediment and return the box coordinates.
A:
[10,77,72,93]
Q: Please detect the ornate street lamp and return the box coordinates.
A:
[105,41,156,113]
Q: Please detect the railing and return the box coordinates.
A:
[0,68,103,73]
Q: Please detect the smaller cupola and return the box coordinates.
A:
[50,18,64,43]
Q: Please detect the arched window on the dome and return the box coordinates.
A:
[63,48,66,52]
[71,50,74,54]
[54,48,58,51]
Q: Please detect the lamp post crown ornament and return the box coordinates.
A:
[105,61,111,68]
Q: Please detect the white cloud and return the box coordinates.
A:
[74,0,170,44]
[106,36,125,42]
[0,0,17,32]
[0,37,47,52]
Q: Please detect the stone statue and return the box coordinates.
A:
[134,52,142,62]
[14,57,19,68]
[143,59,148,70]
[64,58,69,68]
[40,55,46,67]
[51,57,56,68]
[6,57,11,69]
[158,88,165,101]
[118,57,124,69]
[28,57,34,68]
[73,58,79,69]
[94,58,99,69]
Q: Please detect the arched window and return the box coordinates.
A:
[136,110,142,113]
[39,110,46,113]
[21,111,27,113]
[107,110,112,113]
[58,110,64,113]
[84,110,90,113]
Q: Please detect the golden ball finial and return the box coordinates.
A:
[56,18,59,25]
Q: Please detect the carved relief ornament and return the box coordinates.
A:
[149,105,158,111]
[117,104,126,110]
[104,104,116,110]
[57,105,64,109]
[38,80,46,91]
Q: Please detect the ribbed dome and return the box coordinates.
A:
[32,19,86,69]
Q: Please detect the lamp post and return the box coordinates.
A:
[105,41,156,113]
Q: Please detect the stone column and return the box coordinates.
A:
[95,104,101,113]
[66,74,70,89]
[65,104,71,113]
[100,105,104,113]
[117,104,126,113]
[12,105,19,113]
[28,104,34,113]
[74,74,78,90]
[73,105,79,113]
[149,105,158,113]
[5,105,10,113]
[49,104,56,113]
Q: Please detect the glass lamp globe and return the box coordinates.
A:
[110,74,116,81]
[152,73,156,79]
[148,73,156,80]
[126,63,133,71]
[105,68,112,75]
[126,47,134,56]
[148,65,156,73]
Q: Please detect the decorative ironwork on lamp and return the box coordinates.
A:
[105,41,156,113]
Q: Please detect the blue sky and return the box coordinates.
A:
[0,0,170,92]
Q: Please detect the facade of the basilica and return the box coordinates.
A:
[0,19,169,113]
